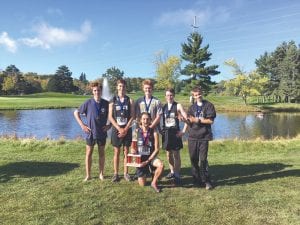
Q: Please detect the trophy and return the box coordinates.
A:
[126,120,142,167]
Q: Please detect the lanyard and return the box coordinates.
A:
[196,104,202,118]
[117,96,125,114]
[94,99,102,117]
[165,102,174,118]
[140,128,150,146]
[143,96,153,113]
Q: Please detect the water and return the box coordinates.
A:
[0,109,299,140]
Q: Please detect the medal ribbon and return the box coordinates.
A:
[165,102,174,118]
[143,96,153,113]
[140,128,150,146]
[117,96,125,114]
[94,99,102,118]
[196,104,202,118]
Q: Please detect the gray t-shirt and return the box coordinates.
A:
[134,96,162,120]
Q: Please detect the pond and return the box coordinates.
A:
[0,109,299,140]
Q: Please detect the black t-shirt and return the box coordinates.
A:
[187,100,216,141]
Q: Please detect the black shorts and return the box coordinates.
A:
[162,128,183,151]
[86,135,106,147]
[136,164,155,177]
[111,127,132,147]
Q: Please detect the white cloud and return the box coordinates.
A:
[156,7,230,27]
[20,20,92,49]
[0,32,17,53]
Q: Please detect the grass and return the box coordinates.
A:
[1,91,299,112]
[0,92,87,109]
[0,137,299,225]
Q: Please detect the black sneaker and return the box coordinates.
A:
[165,172,175,179]
[112,174,120,182]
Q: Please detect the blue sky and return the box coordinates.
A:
[0,0,299,82]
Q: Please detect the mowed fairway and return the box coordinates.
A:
[0,138,299,225]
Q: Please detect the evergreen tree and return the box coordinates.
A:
[256,41,300,102]
[79,72,88,84]
[180,32,219,94]
[47,65,76,93]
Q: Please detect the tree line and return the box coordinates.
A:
[0,32,299,103]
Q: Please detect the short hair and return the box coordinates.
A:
[191,86,202,93]
[142,79,154,88]
[165,88,175,96]
[90,81,102,90]
[138,112,151,126]
[117,79,126,86]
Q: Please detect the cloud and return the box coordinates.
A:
[156,7,230,27]
[0,32,17,53]
[20,20,92,49]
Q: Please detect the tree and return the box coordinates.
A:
[256,41,300,102]
[180,32,219,94]
[154,52,181,90]
[2,65,28,95]
[102,67,124,93]
[224,59,269,105]
[47,65,76,93]
[79,72,88,84]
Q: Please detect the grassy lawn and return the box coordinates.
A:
[0,138,299,225]
[2,92,299,112]
[0,92,87,109]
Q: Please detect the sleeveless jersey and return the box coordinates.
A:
[112,95,131,127]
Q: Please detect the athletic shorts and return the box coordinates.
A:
[86,134,106,147]
[162,128,183,151]
[136,157,158,177]
[111,127,132,147]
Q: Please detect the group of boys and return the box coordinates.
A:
[74,79,216,191]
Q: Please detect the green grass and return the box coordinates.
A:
[0,92,88,109]
[1,91,299,112]
[1,137,299,225]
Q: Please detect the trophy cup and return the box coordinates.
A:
[126,120,142,167]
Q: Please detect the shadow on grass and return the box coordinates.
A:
[160,163,299,188]
[0,161,80,182]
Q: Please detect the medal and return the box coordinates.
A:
[143,96,153,113]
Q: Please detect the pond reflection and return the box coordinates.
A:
[0,109,299,140]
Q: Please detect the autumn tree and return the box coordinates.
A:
[224,59,269,105]
[154,52,181,90]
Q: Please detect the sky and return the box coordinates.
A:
[0,0,300,82]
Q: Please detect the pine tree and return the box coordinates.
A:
[180,32,219,94]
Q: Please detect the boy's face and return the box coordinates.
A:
[192,91,202,101]
[92,87,101,98]
[117,83,126,95]
[165,91,174,103]
[143,84,152,96]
